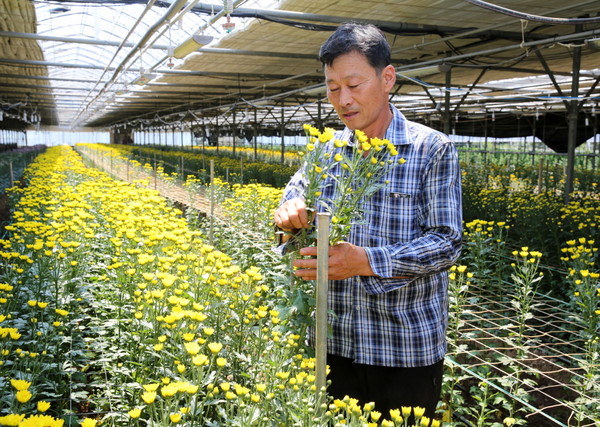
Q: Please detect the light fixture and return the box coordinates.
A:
[251,99,271,107]
[588,37,600,50]
[133,68,157,86]
[396,63,451,79]
[301,84,327,97]
[173,34,214,59]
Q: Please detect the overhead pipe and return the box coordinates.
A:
[85,0,158,101]
[0,30,316,60]
[190,2,547,43]
[74,0,247,126]
[71,0,191,127]
[394,27,600,75]
[71,0,159,126]
[463,0,600,25]
[391,0,600,55]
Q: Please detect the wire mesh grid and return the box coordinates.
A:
[447,279,599,426]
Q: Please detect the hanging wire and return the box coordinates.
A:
[463,0,600,25]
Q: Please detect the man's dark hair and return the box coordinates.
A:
[319,23,391,72]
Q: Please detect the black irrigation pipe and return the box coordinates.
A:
[463,0,600,25]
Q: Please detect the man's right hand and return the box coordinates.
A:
[274,197,311,232]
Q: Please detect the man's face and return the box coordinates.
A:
[324,50,396,139]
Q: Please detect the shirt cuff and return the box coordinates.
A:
[364,246,393,277]
[362,246,413,294]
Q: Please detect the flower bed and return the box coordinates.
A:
[1,146,399,426]
[2,143,598,426]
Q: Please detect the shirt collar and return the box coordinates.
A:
[385,104,412,146]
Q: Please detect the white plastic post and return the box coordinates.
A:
[315,212,330,411]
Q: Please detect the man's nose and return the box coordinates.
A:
[339,87,353,106]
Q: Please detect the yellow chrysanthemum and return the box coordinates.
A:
[80,418,97,427]
[37,401,51,412]
[208,342,223,354]
[16,389,33,403]
[10,379,31,391]
[0,414,25,425]
[128,408,142,419]
[141,391,157,404]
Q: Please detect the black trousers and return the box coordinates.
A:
[326,354,444,421]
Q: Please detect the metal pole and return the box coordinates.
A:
[180,155,184,183]
[9,161,14,187]
[315,212,330,412]
[232,108,237,156]
[209,160,215,245]
[153,152,157,190]
[565,25,582,202]
[280,106,285,163]
[253,109,258,161]
[442,64,452,135]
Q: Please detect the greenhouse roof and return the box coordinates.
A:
[0,0,599,140]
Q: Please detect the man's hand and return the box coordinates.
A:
[292,242,375,280]
[274,197,311,231]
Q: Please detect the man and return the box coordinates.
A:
[273,23,462,420]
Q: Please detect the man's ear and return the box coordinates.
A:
[382,64,396,90]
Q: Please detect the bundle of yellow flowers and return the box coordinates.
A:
[291,124,401,248]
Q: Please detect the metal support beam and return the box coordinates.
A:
[232,107,236,156]
[565,26,582,202]
[452,68,487,113]
[443,65,452,135]
[534,49,570,110]
[280,106,285,163]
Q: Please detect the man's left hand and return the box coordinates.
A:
[292,242,375,280]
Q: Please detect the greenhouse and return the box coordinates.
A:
[0,1,599,426]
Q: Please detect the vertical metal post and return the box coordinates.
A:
[315,212,330,412]
[153,152,157,190]
[443,65,452,135]
[216,115,220,154]
[592,113,598,173]
[317,100,322,129]
[232,108,237,156]
[209,160,215,245]
[280,106,285,163]
[537,158,544,193]
[9,161,14,187]
[180,156,185,183]
[565,24,582,202]
[253,109,258,161]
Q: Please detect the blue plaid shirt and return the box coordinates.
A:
[281,105,462,367]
